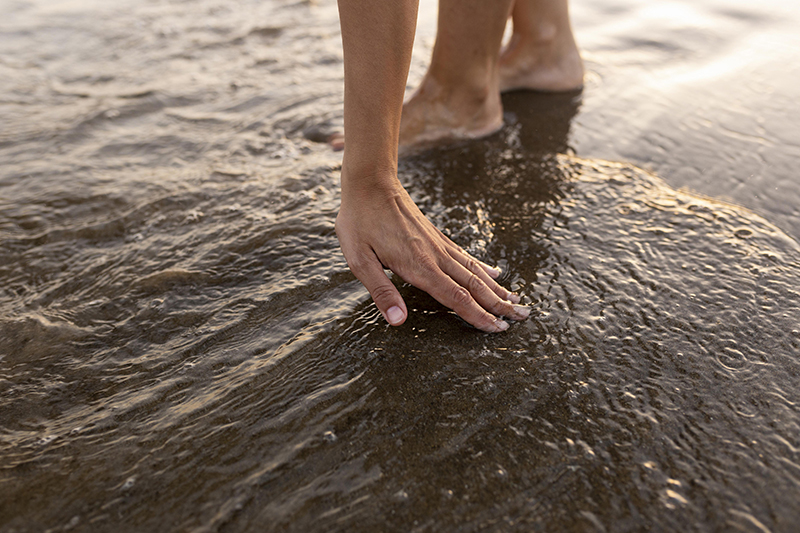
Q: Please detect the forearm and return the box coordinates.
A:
[337,0,419,190]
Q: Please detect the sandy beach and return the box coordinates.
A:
[2,0,800,530]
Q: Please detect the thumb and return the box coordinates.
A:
[350,250,407,326]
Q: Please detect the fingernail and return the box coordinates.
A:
[488,266,502,277]
[506,292,521,304]
[385,306,404,325]
[513,305,531,319]
[493,319,509,332]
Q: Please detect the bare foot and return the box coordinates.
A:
[328,132,344,151]
[398,75,504,153]
[498,33,584,93]
[329,43,580,155]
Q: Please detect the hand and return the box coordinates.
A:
[335,172,529,332]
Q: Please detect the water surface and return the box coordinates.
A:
[1,0,800,531]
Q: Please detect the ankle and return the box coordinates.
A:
[498,25,583,92]
[521,31,578,59]
[516,20,559,48]
[422,68,497,111]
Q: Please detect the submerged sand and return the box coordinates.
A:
[1,0,800,530]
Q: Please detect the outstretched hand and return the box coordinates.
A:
[336,172,529,332]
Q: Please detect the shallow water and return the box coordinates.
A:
[1,0,800,531]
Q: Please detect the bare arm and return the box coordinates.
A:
[335,0,528,331]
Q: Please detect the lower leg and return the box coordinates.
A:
[499,0,583,92]
[399,0,514,150]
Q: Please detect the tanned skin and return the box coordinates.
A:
[335,0,582,330]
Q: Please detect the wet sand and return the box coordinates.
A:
[2,0,800,531]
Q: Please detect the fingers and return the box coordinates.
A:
[433,227,513,286]
[440,241,522,304]
[347,248,407,326]
[455,251,520,303]
[418,273,508,332]
[411,260,529,333]
[444,258,530,322]
[474,257,503,280]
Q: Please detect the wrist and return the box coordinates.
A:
[340,159,401,197]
